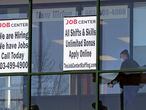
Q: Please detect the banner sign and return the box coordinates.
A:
[63,16,96,71]
[0,19,28,73]
[33,8,76,22]
[83,5,128,19]
[100,5,128,19]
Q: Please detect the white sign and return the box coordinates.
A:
[63,16,96,71]
[0,19,28,73]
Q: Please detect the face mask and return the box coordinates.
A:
[120,58,124,62]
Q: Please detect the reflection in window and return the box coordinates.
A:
[82,7,96,15]
[0,76,24,110]
[133,3,146,67]
[31,75,70,96]
[0,2,28,110]
[100,5,130,70]
[100,72,146,110]
[31,74,96,96]
[31,74,96,110]
[0,7,27,19]
[32,7,77,72]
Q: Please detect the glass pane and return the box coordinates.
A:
[100,72,146,110]
[31,75,70,96]
[0,1,28,19]
[32,0,96,72]
[82,7,96,16]
[100,0,146,71]
[32,7,77,72]
[31,1,97,110]
[0,76,27,110]
[133,2,146,68]
[0,0,29,110]
[100,3,130,70]
[31,74,96,110]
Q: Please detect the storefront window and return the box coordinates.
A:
[32,7,77,72]
[0,0,29,110]
[31,0,96,110]
[2,0,146,110]
[100,1,146,110]
[100,4,130,70]
[133,2,146,67]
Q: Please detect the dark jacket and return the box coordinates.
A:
[111,59,141,88]
[120,59,139,69]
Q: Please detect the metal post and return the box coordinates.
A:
[28,0,33,109]
[96,0,100,110]
[38,22,43,96]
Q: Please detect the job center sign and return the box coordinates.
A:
[0,19,28,73]
[63,16,96,71]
